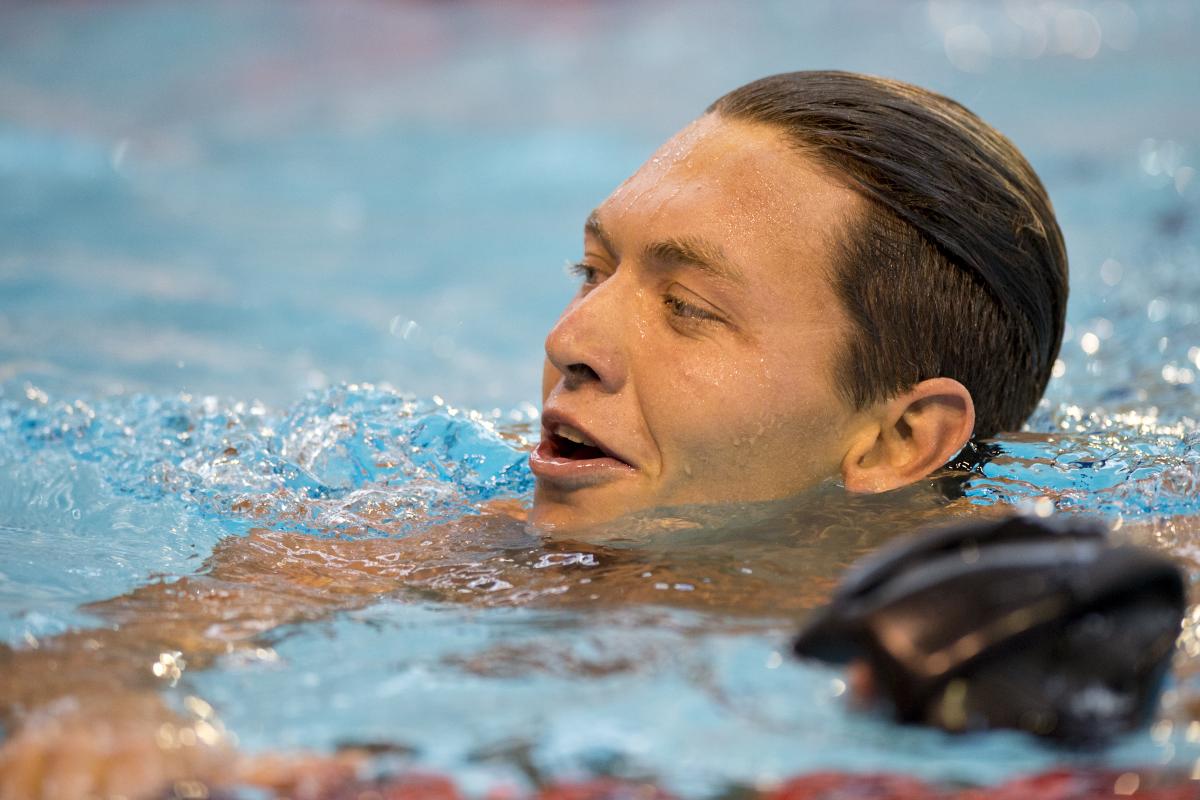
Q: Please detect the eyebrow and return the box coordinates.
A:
[644,236,746,286]
[585,211,746,287]
[584,211,618,259]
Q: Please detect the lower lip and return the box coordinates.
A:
[528,439,636,489]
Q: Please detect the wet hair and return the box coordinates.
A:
[708,71,1068,438]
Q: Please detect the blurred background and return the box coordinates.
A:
[0,0,1196,416]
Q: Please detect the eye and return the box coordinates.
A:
[568,261,599,285]
[664,293,724,325]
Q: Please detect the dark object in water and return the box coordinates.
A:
[792,515,1186,742]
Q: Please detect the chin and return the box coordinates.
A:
[528,498,597,533]
[529,485,629,533]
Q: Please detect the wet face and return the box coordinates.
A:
[529,114,865,530]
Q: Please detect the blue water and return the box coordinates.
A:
[2,0,1199,795]
[0,386,531,635]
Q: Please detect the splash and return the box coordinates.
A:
[0,383,536,537]
[965,401,1200,519]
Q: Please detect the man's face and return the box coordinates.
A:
[529,114,865,530]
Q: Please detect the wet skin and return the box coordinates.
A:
[530,114,868,530]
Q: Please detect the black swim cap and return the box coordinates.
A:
[793,516,1185,743]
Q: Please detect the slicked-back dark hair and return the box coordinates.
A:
[708,71,1067,438]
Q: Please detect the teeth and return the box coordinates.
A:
[555,424,596,447]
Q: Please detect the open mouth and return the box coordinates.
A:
[546,423,612,462]
[529,417,636,488]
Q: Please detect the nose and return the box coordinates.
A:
[544,277,629,394]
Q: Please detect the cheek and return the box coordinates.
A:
[648,346,849,481]
[643,349,772,453]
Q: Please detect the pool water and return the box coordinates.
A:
[1,0,1199,796]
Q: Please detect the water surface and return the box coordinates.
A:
[1,0,1199,795]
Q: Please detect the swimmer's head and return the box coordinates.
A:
[531,71,1067,530]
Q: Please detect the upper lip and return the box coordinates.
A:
[540,408,636,468]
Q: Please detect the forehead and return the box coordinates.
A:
[597,115,861,307]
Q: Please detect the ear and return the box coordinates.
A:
[841,378,975,494]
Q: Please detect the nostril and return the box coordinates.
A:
[564,362,601,386]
